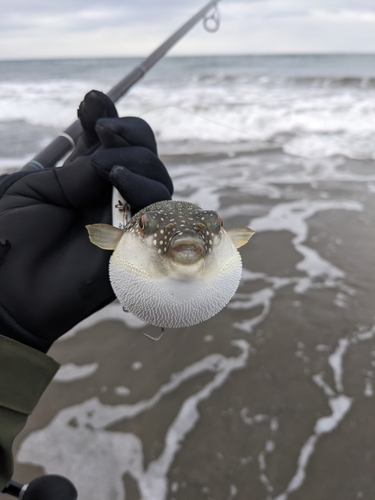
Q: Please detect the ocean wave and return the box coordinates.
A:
[283,132,375,160]
[195,74,375,89]
[0,56,374,161]
[289,76,375,89]
[141,98,375,160]
[197,73,243,84]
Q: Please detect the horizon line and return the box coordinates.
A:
[1,52,374,63]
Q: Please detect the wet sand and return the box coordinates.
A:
[4,149,375,500]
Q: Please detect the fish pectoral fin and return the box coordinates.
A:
[86,224,123,250]
[227,227,255,248]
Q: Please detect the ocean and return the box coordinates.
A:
[0,55,374,168]
[2,55,375,500]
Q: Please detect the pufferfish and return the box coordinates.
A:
[86,200,254,328]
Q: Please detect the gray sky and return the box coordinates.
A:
[1,0,374,60]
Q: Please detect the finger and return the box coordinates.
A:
[78,90,118,145]
[110,166,172,214]
[95,117,157,154]
[64,91,119,167]
[92,146,173,196]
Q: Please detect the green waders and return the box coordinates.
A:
[0,334,59,490]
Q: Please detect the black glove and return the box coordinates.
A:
[0,90,173,353]
[2,475,77,500]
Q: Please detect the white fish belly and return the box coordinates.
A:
[109,253,242,328]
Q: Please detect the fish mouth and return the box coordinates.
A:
[169,231,205,264]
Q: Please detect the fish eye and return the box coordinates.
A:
[205,212,223,233]
[138,213,158,234]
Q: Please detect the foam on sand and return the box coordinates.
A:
[18,341,249,500]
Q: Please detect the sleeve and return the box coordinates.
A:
[0,335,59,491]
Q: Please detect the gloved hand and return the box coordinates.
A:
[0,90,173,353]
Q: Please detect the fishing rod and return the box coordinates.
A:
[22,0,222,172]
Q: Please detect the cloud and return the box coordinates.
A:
[0,0,374,59]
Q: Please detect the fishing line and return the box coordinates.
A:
[139,105,252,142]
[112,104,251,232]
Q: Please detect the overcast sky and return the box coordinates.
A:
[1,0,374,60]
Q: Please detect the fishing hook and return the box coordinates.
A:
[203,4,221,32]
[143,328,165,341]
[122,307,164,341]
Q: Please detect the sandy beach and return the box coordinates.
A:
[4,144,375,500]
